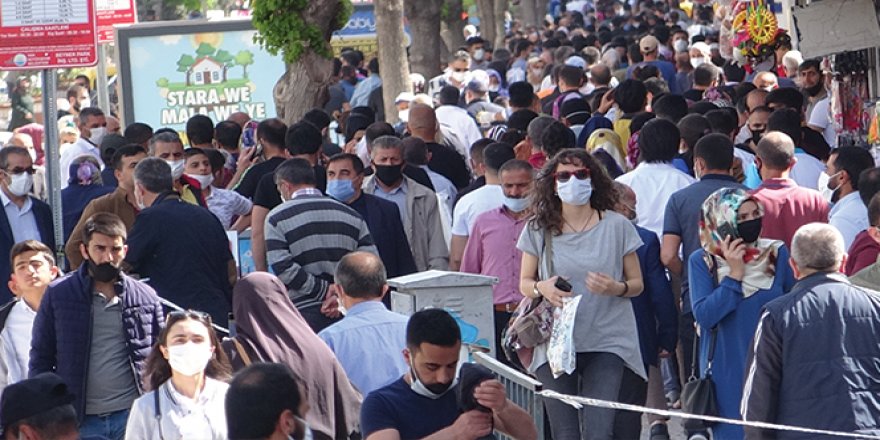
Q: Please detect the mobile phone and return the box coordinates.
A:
[555,277,573,293]
[717,223,739,241]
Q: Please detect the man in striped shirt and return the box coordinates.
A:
[265,158,378,332]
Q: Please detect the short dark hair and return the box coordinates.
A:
[274,158,316,187]
[6,404,77,439]
[123,122,154,145]
[694,133,734,170]
[134,157,173,193]
[639,118,680,163]
[365,122,396,146]
[66,84,84,100]
[368,57,379,75]
[590,64,612,86]
[406,309,461,350]
[653,94,688,123]
[81,212,127,245]
[78,107,105,127]
[0,146,29,170]
[508,82,535,109]
[540,122,575,158]
[558,66,584,88]
[869,192,880,227]
[335,252,386,298]
[202,148,227,174]
[858,167,880,207]
[402,136,429,166]
[470,138,494,166]
[831,147,874,192]
[302,108,332,130]
[257,118,287,148]
[689,101,718,115]
[722,60,746,83]
[797,58,821,73]
[214,120,242,150]
[438,86,461,106]
[767,108,802,145]
[765,88,804,113]
[285,122,323,156]
[693,63,720,87]
[327,153,365,175]
[507,109,539,132]
[483,142,515,173]
[614,79,647,114]
[10,240,55,268]
[111,145,147,171]
[185,114,214,145]
[499,159,534,176]
[226,363,303,440]
[705,109,737,137]
[677,114,711,151]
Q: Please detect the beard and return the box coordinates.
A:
[805,82,824,97]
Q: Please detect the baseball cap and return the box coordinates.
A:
[395,92,415,104]
[565,56,587,70]
[0,373,75,435]
[640,35,660,53]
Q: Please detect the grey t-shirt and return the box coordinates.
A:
[85,292,139,415]
[517,211,646,379]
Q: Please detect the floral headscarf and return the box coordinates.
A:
[586,129,626,171]
[700,187,782,297]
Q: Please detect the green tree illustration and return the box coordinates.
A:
[214,49,235,82]
[195,42,217,58]
[176,54,195,86]
[235,50,254,79]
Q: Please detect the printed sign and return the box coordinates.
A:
[0,0,98,69]
[117,20,285,132]
[96,0,136,44]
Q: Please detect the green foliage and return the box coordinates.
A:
[251,0,352,64]
[215,49,235,66]
[195,43,217,58]
[176,54,195,72]
[235,50,255,78]
[156,77,170,87]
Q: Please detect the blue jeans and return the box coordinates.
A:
[80,408,129,440]
[535,352,625,440]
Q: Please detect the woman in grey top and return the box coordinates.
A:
[518,149,645,440]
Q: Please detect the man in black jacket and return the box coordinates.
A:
[742,222,880,439]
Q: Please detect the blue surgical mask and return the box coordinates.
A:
[503,195,529,212]
[326,179,356,202]
[557,177,593,206]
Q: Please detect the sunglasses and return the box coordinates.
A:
[166,309,212,323]
[553,168,590,182]
[5,166,35,175]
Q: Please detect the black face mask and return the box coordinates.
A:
[87,253,121,283]
[751,130,764,146]
[737,218,763,243]
[373,164,403,186]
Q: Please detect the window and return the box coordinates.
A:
[212,71,220,81]
[195,72,203,82]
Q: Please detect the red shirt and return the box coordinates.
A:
[846,229,880,275]
[750,178,831,248]
[528,151,546,170]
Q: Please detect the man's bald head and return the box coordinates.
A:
[590,64,611,86]
[746,89,768,113]
[755,131,795,170]
[753,71,778,90]
[228,112,250,128]
[335,251,387,299]
[407,104,438,140]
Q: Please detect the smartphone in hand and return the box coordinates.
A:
[554,277,573,293]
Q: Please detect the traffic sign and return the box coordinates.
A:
[0,0,99,69]
[97,0,136,44]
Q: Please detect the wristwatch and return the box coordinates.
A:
[533,281,541,298]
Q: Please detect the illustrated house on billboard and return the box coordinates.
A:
[190,57,223,85]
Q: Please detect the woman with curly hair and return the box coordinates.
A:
[517,148,646,440]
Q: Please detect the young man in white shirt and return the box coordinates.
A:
[0,240,58,395]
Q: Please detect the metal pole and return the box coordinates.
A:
[41,69,64,263]
[96,44,111,114]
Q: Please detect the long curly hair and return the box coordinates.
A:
[143,310,232,391]
[530,148,616,236]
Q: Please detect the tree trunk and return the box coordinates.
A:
[535,0,549,24]
[273,0,346,124]
[475,0,495,49]
[375,0,412,125]
[405,0,443,79]
[493,0,507,50]
[444,0,466,53]
[518,0,537,28]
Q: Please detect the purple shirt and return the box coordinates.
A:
[460,207,527,305]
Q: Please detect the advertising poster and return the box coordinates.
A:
[117,20,285,133]
[331,0,409,60]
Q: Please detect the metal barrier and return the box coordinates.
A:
[473,352,545,440]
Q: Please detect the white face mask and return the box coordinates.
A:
[690,57,708,69]
[450,71,467,83]
[88,126,106,146]
[409,357,459,399]
[503,195,529,212]
[6,172,33,197]
[134,184,148,210]
[185,173,214,189]
[818,171,835,202]
[79,97,92,109]
[398,109,410,123]
[291,417,314,440]
[166,159,185,180]
[167,341,213,376]
[557,176,593,206]
[673,39,689,53]
[473,49,485,61]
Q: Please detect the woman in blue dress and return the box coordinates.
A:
[688,187,795,439]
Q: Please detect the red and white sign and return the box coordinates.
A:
[96,0,136,44]
[0,0,98,69]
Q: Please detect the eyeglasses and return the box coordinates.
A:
[166,309,212,324]
[553,168,590,182]
[5,166,35,175]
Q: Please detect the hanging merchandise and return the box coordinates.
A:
[725,0,791,73]
[831,51,872,147]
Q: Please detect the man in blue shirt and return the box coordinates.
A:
[318,252,409,395]
[627,36,679,94]
[360,309,537,440]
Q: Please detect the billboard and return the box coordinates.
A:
[116,19,285,132]
[330,0,409,59]
[0,0,98,69]
[97,0,137,44]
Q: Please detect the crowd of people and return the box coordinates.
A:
[2,0,880,439]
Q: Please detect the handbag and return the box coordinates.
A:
[502,229,556,369]
[681,327,719,418]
